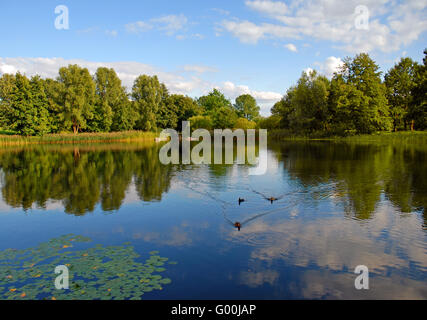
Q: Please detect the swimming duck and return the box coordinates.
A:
[268,197,277,204]
[234,222,242,231]
[238,198,245,205]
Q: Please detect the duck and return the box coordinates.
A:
[268,197,277,204]
[234,222,242,231]
[238,198,245,205]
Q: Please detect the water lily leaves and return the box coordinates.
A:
[0,234,175,300]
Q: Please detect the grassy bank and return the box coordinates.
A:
[0,131,158,146]
[268,129,427,143]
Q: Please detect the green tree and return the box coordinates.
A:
[410,49,427,130]
[2,74,50,136]
[0,74,16,130]
[385,57,419,131]
[234,94,260,120]
[271,95,293,129]
[197,89,232,113]
[287,70,330,133]
[188,115,213,130]
[212,106,238,129]
[57,65,96,134]
[42,78,64,133]
[132,75,166,131]
[90,67,128,132]
[163,94,201,131]
[340,53,391,133]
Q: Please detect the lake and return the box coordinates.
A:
[0,141,426,300]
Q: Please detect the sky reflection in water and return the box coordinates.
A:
[0,141,426,299]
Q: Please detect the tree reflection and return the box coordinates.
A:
[0,144,172,215]
[271,141,427,221]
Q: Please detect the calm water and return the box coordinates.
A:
[0,141,426,299]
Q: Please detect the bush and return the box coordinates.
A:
[234,118,256,130]
[188,115,213,130]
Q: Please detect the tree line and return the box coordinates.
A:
[264,50,427,136]
[0,49,425,137]
[0,65,260,136]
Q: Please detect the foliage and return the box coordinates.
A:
[188,115,213,131]
[262,52,427,136]
[385,57,419,131]
[234,118,256,130]
[132,75,166,131]
[57,65,96,134]
[1,50,426,137]
[197,89,232,113]
[234,94,260,120]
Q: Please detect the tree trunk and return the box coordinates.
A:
[411,120,415,131]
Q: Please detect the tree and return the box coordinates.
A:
[132,75,166,131]
[271,95,293,129]
[287,70,330,133]
[212,106,238,129]
[385,57,418,131]
[57,65,96,134]
[410,49,427,130]
[91,67,128,132]
[43,78,64,133]
[340,53,391,133]
[197,89,232,113]
[188,115,213,130]
[2,74,50,136]
[0,73,16,130]
[163,94,201,131]
[234,94,260,120]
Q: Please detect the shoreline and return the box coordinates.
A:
[1,130,427,147]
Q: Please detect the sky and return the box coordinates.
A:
[0,0,426,115]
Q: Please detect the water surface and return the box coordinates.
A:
[0,141,426,299]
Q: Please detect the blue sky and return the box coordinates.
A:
[0,0,426,114]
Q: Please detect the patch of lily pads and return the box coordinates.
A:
[0,234,176,300]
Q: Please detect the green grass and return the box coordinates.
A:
[268,129,427,143]
[0,131,158,146]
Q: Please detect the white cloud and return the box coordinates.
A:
[284,43,298,52]
[151,14,188,36]
[0,64,18,74]
[181,65,218,73]
[221,0,427,53]
[315,56,345,78]
[126,14,188,36]
[218,81,283,115]
[246,0,288,16]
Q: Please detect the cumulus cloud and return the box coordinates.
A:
[221,0,427,53]
[284,43,298,52]
[218,81,283,115]
[245,0,288,15]
[315,56,345,78]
